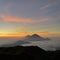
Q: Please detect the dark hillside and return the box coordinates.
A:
[0,46,60,60]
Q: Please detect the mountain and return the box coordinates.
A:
[0,46,60,60]
[0,40,30,47]
[25,35,31,38]
[0,34,50,47]
[0,46,48,60]
[23,34,48,41]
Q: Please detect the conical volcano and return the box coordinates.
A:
[32,34,40,37]
[31,34,42,38]
[24,34,45,41]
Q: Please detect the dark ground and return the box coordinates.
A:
[0,46,60,60]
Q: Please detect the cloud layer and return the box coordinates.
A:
[0,14,48,23]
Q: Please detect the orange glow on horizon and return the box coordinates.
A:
[0,32,31,38]
[0,32,60,38]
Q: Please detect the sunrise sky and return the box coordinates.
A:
[0,0,60,38]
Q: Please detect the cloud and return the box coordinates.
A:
[40,4,51,10]
[40,2,56,10]
[0,14,48,23]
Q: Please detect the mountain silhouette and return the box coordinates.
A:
[24,34,47,41]
[25,35,31,38]
[0,40,30,47]
[32,34,41,37]
[0,34,50,47]
[0,46,48,60]
[0,46,60,60]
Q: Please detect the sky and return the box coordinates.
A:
[0,0,60,38]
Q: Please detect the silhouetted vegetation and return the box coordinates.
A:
[0,46,60,60]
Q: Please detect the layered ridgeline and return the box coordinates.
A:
[0,34,50,47]
[23,34,50,41]
[0,34,59,59]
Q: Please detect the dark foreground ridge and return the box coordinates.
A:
[0,46,60,60]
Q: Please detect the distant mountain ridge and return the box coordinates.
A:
[0,34,50,48]
[24,34,49,41]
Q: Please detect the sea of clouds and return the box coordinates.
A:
[0,37,60,51]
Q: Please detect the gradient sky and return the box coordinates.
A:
[0,0,60,38]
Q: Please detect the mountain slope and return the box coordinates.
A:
[23,34,49,41]
[0,46,60,60]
